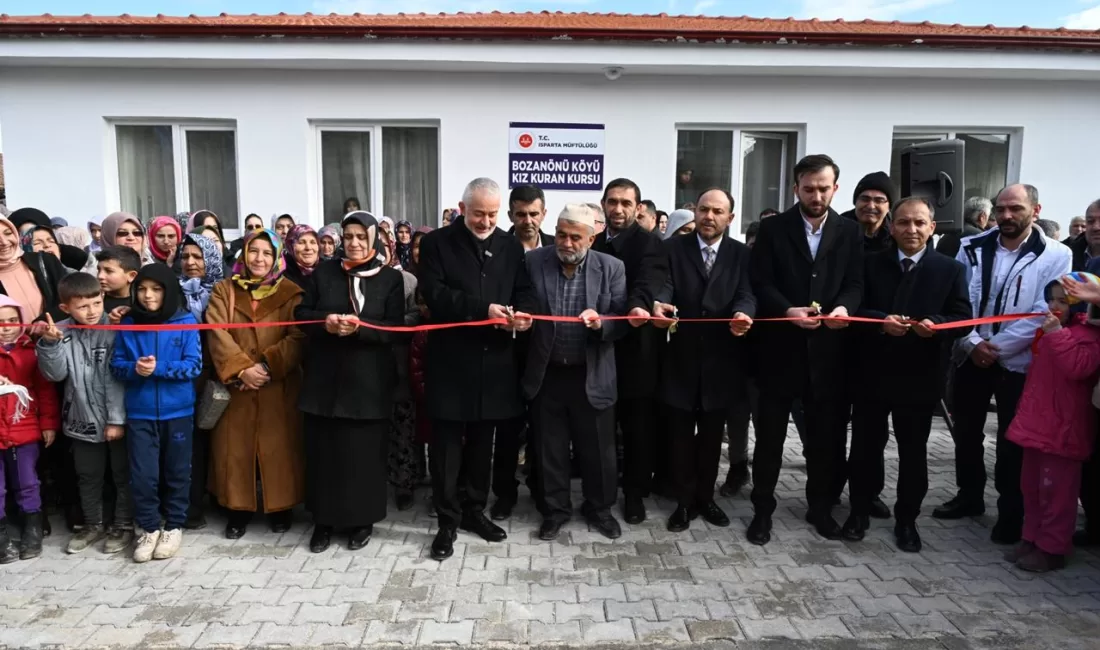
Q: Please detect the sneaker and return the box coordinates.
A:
[66,526,106,554]
[153,528,182,560]
[104,527,134,555]
[133,529,161,563]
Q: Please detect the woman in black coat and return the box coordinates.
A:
[294,211,406,553]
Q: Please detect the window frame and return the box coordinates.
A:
[889,127,1022,190]
[108,120,240,229]
[311,121,441,226]
[674,124,803,238]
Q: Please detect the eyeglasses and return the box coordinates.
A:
[857,195,889,206]
[115,229,142,238]
[247,223,264,231]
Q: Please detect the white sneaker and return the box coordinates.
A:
[133,529,161,563]
[153,528,182,560]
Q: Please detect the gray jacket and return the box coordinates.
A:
[522,247,628,410]
[36,315,126,443]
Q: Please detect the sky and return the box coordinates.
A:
[2,0,1100,30]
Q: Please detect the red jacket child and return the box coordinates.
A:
[1008,313,1100,462]
[0,333,62,449]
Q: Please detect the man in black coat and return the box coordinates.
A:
[840,171,896,255]
[418,177,537,562]
[652,189,755,532]
[592,178,670,525]
[748,154,864,545]
[841,197,973,552]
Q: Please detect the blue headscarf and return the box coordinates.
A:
[178,233,225,321]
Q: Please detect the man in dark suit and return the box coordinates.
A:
[841,197,973,552]
[523,204,629,541]
[748,154,864,545]
[593,179,669,525]
[418,177,538,561]
[652,189,755,532]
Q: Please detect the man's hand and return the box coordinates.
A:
[1064,276,1100,306]
[824,306,850,330]
[240,363,270,389]
[135,355,156,377]
[882,314,910,337]
[324,313,342,335]
[488,304,512,321]
[970,340,1001,368]
[729,312,753,337]
[786,306,821,330]
[651,302,678,330]
[1041,312,1063,334]
[108,306,130,325]
[509,312,533,332]
[579,309,601,330]
[336,315,359,337]
[626,307,651,328]
[42,430,55,448]
[104,425,125,442]
[911,318,936,338]
[40,313,63,343]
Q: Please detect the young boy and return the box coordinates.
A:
[37,272,133,555]
[110,264,202,563]
[96,245,141,313]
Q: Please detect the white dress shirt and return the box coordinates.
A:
[801,211,827,259]
[697,233,722,258]
[897,246,928,268]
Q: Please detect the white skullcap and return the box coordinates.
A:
[558,203,596,229]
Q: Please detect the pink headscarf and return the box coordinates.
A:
[0,217,25,272]
[148,216,182,262]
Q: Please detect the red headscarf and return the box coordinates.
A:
[148,216,182,262]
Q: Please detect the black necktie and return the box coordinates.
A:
[901,258,914,273]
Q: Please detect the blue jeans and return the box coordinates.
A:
[127,417,193,533]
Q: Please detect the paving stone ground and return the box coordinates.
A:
[3,416,1100,649]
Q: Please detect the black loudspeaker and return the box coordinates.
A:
[900,139,965,234]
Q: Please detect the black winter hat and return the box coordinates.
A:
[853,172,898,208]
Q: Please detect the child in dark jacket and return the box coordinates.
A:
[109,264,202,563]
[1005,276,1100,572]
[0,295,61,563]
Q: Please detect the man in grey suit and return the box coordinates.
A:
[523,204,629,541]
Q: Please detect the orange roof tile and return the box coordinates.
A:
[0,12,1097,49]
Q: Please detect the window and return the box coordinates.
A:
[676,128,799,234]
[317,125,439,228]
[890,130,1015,202]
[114,123,239,228]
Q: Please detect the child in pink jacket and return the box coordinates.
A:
[1005,277,1100,572]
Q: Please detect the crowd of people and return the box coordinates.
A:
[1,154,1099,577]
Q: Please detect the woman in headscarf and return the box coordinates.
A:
[343,197,360,214]
[318,225,341,261]
[272,214,295,243]
[377,217,398,268]
[148,216,183,266]
[24,225,93,275]
[0,216,67,323]
[186,210,234,268]
[206,228,306,539]
[407,227,431,276]
[662,209,697,240]
[87,220,103,253]
[295,211,405,552]
[101,212,153,266]
[50,217,68,228]
[177,232,225,530]
[394,220,414,270]
[282,224,320,289]
[227,214,264,265]
[9,207,51,236]
[54,226,91,252]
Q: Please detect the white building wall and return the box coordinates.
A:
[1,66,1097,233]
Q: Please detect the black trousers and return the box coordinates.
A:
[531,365,616,522]
[72,438,132,528]
[752,383,845,517]
[1081,441,1100,534]
[431,419,497,527]
[188,428,210,519]
[850,400,935,523]
[492,415,526,505]
[619,396,658,500]
[950,360,1027,526]
[667,406,726,508]
[726,380,757,467]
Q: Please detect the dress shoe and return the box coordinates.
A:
[431,526,457,561]
[667,506,696,533]
[539,519,565,541]
[225,511,251,540]
[746,515,772,546]
[268,510,292,534]
[699,501,730,528]
[309,525,333,553]
[841,514,869,542]
[990,519,1022,545]
[489,500,514,521]
[1073,528,1100,547]
[347,525,373,551]
[1003,540,1036,563]
[869,497,891,520]
[395,490,415,512]
[719,462,749,497]
[623,496,646,525]
[932,495,985,520]
[894,521,922,553]
[807,512,843,540]
[587,512,622,540]
[1016,548,1066,573]
[461,511,507,542]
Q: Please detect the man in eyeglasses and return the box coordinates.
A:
[842,172,897,255]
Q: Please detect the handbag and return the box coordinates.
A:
[195,282,235,429]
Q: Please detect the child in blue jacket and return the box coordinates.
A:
[110,263,202,563]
